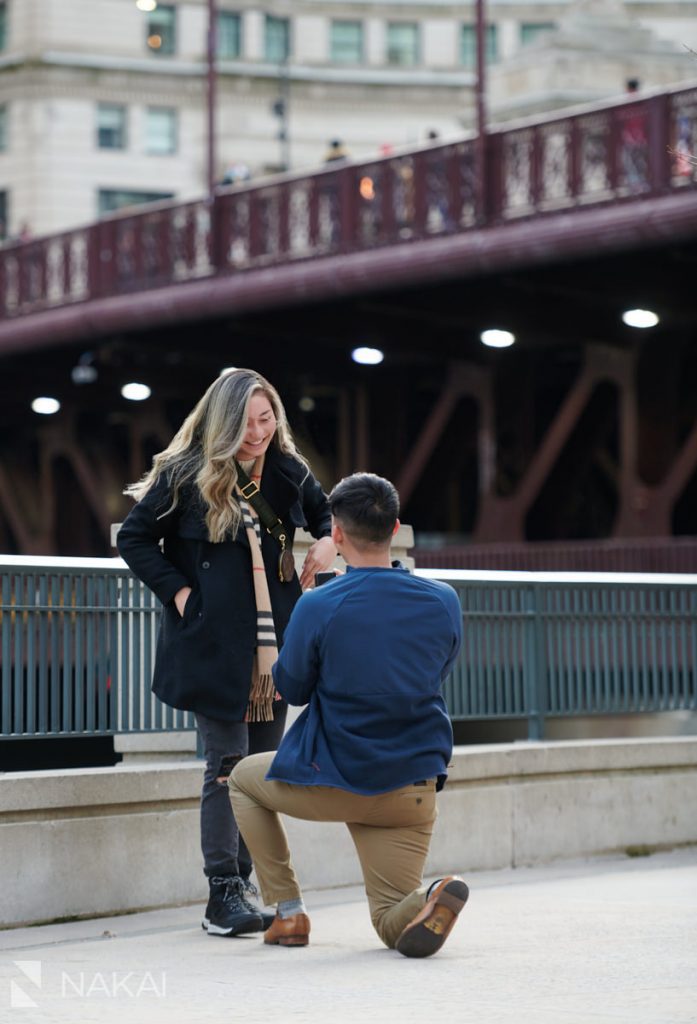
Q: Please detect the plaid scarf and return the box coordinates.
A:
[236,455,279,722]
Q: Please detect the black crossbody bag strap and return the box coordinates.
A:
[235,462,295,582]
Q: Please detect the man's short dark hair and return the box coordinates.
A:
[328,473,399,547]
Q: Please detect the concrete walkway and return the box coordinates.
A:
[1,848,696,1024]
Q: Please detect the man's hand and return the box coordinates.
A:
[299,536,338,590]
[174,586,192,617]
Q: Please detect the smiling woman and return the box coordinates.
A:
[236,392,277,461]
[116,367,337,938]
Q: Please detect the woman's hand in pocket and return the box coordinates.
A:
[174,586,193,618]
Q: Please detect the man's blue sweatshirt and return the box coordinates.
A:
[268,564,463,795]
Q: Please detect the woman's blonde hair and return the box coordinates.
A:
[125,368,308,542]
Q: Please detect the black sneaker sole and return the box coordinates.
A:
[204,914,264,936]
[209,910,275,930]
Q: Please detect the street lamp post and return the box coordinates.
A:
[273,56,291,173]
[475,0,487,221]
[206,0,217,200]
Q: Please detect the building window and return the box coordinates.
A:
[0,105,7,151]
[97,104,127,150]
[330,21,363,65]
[217,11,241,59]
[520,22,556,46]
[146,4,176,56]
[0,3,6,52]
[98,189,174,217]
[386,23,419,67]
[265,15,290,63]
[460,24,498,68]
[145,108,177,154]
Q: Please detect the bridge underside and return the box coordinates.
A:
[1,229,696,556]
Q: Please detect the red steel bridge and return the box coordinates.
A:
[1,82,697,560]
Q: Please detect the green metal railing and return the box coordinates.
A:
[1,557,696,741]
[421,569,697,738]
[0,556,194,738]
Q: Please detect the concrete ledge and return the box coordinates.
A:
[1,737,696,928]
[113,730,198,762]
[446,736,697,780]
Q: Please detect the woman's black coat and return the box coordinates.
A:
[117,446,332,721]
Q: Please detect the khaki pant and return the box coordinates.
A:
[229,751,438,949]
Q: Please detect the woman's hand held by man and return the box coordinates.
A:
[299,535,338,590]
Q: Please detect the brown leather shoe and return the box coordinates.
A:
[395,876,469,958]
[263,913,310,947]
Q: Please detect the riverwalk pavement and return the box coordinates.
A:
[1,847,695,1024]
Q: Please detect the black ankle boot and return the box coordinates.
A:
[203,876,264,936]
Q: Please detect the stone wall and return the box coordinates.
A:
[2,737,696,928]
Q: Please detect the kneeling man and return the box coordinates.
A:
[229,472,467,957]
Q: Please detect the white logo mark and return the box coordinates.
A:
[10,960,42,1009]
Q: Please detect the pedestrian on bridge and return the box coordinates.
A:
[229,472,469,957]
[117,368,337,938]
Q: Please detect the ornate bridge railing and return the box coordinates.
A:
[1,84,696,320]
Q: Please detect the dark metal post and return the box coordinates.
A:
[524,585,546,740]
[475,0,487,221]
[276,56,291,172]
[206,0,217,199]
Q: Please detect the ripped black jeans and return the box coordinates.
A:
[195,702,287,879]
